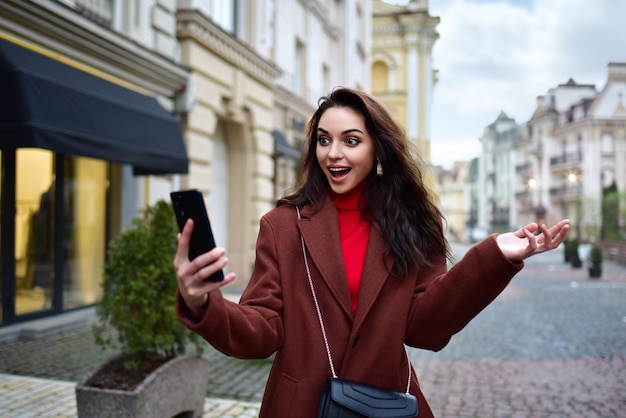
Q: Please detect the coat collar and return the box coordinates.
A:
[296,194,395,326]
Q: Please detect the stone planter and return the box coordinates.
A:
[76,354,209,418]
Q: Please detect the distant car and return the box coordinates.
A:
[468,228,489,243]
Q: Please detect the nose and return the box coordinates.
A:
[328,141,342,159]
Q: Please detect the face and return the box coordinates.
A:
[316,106,376,194]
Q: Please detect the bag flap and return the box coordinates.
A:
[329,378,418,418]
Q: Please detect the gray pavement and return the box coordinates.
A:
[1,242,625,417]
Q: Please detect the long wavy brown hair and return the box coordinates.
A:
[277,87,451,276]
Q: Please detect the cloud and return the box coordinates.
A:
[427,0,626,168]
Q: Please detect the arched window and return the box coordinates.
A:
[371,60,389,92]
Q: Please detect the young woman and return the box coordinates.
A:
[174,88,570,417]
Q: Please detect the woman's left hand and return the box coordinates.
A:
[496,219,570,262]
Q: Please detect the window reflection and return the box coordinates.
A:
[63,156,106,308]
[14,150,107,314]
[16,149,55,314]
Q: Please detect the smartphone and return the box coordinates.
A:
[170,189,224,282]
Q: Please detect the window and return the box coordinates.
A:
[12,150,107,316]
[212,0,237,33]
[372,61,389,92]
[294,39,305,96]
[14,150,55,314]
[601,133,614,154]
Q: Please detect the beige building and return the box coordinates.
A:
[175,0,372,283]
[0,0,374,326]
[371,0,439,166]
[436,162,470,242]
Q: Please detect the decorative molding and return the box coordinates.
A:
[0,0,189,97]
[176,9,281,87]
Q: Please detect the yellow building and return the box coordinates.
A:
[371,0,439,170]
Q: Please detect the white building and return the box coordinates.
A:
[515,64,626,240]
[476,112,519,233]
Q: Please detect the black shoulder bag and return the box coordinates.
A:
[297,207,418,418]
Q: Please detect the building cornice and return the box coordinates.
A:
[0,0,190,97]
[297,0,340,40]
[176,9,281,88]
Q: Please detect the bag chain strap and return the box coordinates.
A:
[296,206,412,394]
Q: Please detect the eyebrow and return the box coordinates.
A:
[317,127,364,135]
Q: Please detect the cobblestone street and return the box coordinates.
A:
[1,243,625,417]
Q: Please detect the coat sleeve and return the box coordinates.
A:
[176,216,284,360]
[405,234,523,351]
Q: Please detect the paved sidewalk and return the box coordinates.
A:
[1,243,625,417]
[0,373,262,418]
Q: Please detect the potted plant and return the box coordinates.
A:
[562,238,574,263]
[75,200,209,418]
[570,238,583,268]
[588,243,603,279]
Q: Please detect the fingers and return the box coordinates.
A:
[516,223,538,237]
[532,219,571,255]
[172,219,235,310]
[174,219,194,264]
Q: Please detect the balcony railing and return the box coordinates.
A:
[550,151,582,167]
[515,162,532,173]
[549,184,582,198]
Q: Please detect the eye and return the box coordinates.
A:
[317,136,330,145]
[345,137,360,146]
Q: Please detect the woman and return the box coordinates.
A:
[174,88,570,417]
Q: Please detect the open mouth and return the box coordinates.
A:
[329,167,351,177]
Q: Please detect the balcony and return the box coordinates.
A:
[549,184,582,200]
[550,151,582,168]
[515,162,532,173]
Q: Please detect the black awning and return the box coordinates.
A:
[272,129,301,162]
[0,38,188,175]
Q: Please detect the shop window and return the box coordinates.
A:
[62,156,107,309]
[12,150,107,316]
[15,149,55,314]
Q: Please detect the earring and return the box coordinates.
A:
[376,160,383,177]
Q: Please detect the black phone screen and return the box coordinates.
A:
[170,189,224,282]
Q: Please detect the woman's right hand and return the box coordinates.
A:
[173,219,236,313]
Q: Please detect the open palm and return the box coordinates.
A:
[496,219,570,262]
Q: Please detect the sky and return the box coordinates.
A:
[384,0,626,168]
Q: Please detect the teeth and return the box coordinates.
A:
[330,168,349,172]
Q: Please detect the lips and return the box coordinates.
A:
[329,167,351,178]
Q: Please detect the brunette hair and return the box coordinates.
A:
[277,87,450,275]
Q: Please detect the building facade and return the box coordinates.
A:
[371,0,439,166]
[436,161,470,242]
[515,64,626,241]
[477,111,519,234]
[1,0,190,326]
[175,0,372,285]
[0,0,385,327]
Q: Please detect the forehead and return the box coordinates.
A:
[318,106,365,130]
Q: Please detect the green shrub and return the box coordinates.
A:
[93,200,203,371]
[590,243,603,266]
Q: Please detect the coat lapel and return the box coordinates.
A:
[297,197,354,320]
[352,223,394,332]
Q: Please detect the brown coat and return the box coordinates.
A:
[177,195,523,417]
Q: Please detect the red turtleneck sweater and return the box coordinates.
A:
[331,183,371,315]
